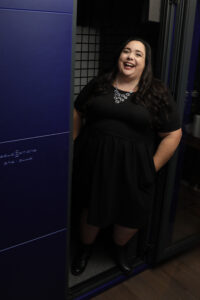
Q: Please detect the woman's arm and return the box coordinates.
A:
[73,108,83,141]
[153,128,182,172]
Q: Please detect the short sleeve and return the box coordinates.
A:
[74,79,96,115]
[156,94,181,133]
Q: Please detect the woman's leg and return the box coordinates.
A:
[113,224,138,246]
[71,209,100,276]
[113,224,138,275]
[80,209,100,244]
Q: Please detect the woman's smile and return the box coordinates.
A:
[118,40,146,80]
[123,62,136,69]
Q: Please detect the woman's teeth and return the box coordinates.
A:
[124,63,135,67]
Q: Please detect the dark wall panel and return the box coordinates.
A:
[0,230,67,300]
[0,0,73,13]
[0,9,72,142]
[0,1,73,297]
[0,133,69,250]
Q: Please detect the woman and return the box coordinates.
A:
[71,38,182,276]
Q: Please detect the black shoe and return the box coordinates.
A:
[115,244,134,276]
[71,243,93,276]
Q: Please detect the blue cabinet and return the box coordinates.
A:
[0,9,72,142]
[0,0,73,13]
[0,1,74,299]
[0,230,67,300]
[0,133,69,250]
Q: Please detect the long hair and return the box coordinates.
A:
[88,38,172,126]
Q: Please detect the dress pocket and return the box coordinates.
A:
[136,144,156,188]
[150,155,156,175]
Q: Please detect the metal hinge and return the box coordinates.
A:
[169,0,179,5]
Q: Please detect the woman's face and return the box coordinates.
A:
[118,40,146,81]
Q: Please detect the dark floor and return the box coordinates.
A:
[92,244,200,300]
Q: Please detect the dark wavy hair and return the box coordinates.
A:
[89,37,172,126]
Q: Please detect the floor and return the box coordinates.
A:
[92,244,200,300]
[172,182,200,242]
[69,239,115,287]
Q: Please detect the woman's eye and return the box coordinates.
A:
[136,53,142,57]
[123,49,129,53]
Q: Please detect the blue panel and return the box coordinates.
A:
[0,231,67,300]
[0,10,72,142]
[0,133,70,250]
[0,0,73,13]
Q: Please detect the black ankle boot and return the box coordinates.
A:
[71,242,93,276]
[115,244,133,276]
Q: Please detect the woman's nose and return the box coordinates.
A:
[127,54,134,60]
[127,52,134,60]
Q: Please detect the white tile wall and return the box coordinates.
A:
[74,26,100,99]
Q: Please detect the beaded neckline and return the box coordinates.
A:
[113,87,133,104]
[112,84,137,104]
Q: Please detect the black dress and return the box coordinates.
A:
[73,83,180,229]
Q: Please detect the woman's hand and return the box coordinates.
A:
[73,109,83,141]
[153,128,182,172]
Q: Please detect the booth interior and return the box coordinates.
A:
[68,0,162,292]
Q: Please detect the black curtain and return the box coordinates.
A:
[77,0,150,28]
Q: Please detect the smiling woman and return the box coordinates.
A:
[116,40,146,88]
[71,37,182,277]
